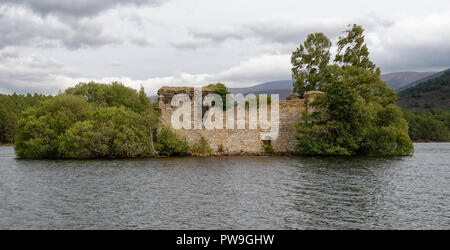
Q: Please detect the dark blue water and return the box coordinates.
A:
[0,143,449,229]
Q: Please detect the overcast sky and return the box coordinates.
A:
[1,0,450,95]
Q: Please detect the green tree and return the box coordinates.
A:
[403,110,450,141]
[15,95,93,159]
[0,93,51,144]
[335,24,377,72]
[207,83,230,109]
[291,33,332,97]
[65,81,150,113]
[15,83,160,159]
[294,25,414,156]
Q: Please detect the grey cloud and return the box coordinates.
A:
[188,22,344,45]
[241,22,343,44]
[375,46,450,73]
[175,15,450,73]
[170,39,215,50]
[173,21,346,50]
[1,0,171,17]
[62,21,122,49]
[0,52,80,94]
[130,38,152,47]
[174,15,396,51]
[0,7,121,49]
[171,28,251,50]
[191,29,248,42]
[106,60,125,67]
[237,15,394,45]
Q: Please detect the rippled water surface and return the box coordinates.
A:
[0,143,449,229]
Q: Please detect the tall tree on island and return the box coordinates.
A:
[293,25,414,156]
[291,32,332,97]
[335,24,377,72]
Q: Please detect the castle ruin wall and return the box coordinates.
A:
[157,87,321,154]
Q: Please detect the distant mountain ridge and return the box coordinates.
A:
[150,71,441,101]
[226,72,436,100]
[397,68,450,92]
[397,68,450,110]
[228,80,294,94]
[380,72,435,91]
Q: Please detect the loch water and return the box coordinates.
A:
[0,143,449,229]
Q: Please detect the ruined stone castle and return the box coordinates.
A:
[157,86,322,154]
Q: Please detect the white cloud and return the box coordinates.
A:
[213,54,291,86]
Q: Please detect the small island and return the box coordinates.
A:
[1,25,421,159]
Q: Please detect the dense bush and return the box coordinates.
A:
[293,25,413,156]
[15,83,159,159]
[154,127,190,156]
[15,95,93,158]
[57,106,155,159]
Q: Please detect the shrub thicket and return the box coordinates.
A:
[15,82,159,159]
[154,127,190,156]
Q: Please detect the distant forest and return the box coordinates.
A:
[398,70,450,99]
[397,70,450,110]
[0,93,52,144]
[397,70,450,141]
[403,110,450,141]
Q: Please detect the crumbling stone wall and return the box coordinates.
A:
[157,86,322,154]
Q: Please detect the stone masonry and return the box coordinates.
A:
[157,86,323,154]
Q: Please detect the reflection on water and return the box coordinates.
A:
[0,143,449,229]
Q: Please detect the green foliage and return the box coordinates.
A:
[65,81,151,113]
[57,120,107,159]
[0,93,51,144]
[15,95,93,159]
[403,109,450,141]
[15,83,159,159]
[207,83,230,109]
[154,127,190,156]
[335,24,377,72]
[57,106,155,159]
[191,136,213,155]
[294,25,414,156]
[291,33,331,97]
